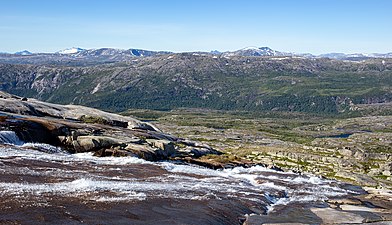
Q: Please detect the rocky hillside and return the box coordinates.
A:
[0,54,392,114]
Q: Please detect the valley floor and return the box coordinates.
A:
[124,108,392,190]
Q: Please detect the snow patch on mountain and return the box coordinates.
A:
[57,47,85,54]
[15,50,33,55]
[223,46,293,57]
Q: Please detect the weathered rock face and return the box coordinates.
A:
[0,91,221,163]
[0,91,158,131]
[0,116,62,145]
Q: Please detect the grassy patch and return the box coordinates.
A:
[79,115,108,125]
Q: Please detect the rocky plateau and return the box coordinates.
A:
[0,91,221,165]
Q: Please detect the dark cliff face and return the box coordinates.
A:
[0,54,391,114]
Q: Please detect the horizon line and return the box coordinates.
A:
[2,46,392,55]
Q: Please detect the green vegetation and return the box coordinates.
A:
[121,108,392,188]
[79,115,108,125]
[1,56,392,115]
[1,53,391,188]
[374,175,389,180]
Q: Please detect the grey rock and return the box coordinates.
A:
[0,91,159,132]
[146,139,175,156]
[0,91,222,163]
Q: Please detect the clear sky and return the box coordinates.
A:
[0,0,391,54]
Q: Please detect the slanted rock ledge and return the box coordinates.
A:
[0,91,221,164]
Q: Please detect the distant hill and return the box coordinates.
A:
[14,50,33,55]
[0,53,391,115]
[222,47,291,57]
[0,48,173,66]
[1,47,391,66]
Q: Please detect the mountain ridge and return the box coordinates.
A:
[57,47,85,54]
[2,46,392,61]
[1,54,391,115]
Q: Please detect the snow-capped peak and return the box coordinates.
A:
[223,46,291,57]
[15,50,33,55]
[57,47,85,54]
[241,46,261,51]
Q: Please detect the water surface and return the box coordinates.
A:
[0,131,362,224]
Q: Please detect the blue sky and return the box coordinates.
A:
[0,0,391,54]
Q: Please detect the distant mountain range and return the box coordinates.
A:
[223,47,392,60]
[318,52,392,60]
[2,46,392,61]
[1,50,391,114]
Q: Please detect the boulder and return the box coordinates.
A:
[339,148,354,157]
[380,162,392,176]
[146,139,176,156]
[93,148,135,157]
[73,136,123,153]
[190,147,220,158]
[125,143,166,161]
